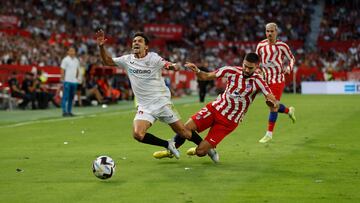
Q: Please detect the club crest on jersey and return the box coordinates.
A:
[246,84,252,90]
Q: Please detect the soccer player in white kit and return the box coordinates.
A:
[96,30,203,158]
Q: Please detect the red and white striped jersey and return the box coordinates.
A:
[256,39,295,84]
[211,66,272,124]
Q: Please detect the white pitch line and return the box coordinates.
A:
[0,109,135,128]
[0,96,203,129]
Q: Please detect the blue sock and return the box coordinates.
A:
[278,104,286,113]
[269,112,278,123]
[268,112,278,132]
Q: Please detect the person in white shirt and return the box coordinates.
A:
[60,47,80,117]
[96,30,203,158]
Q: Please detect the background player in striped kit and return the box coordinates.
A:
[256,22,297,143]
[153,53,279,163]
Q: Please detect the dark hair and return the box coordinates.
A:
[68,46,77,51]
[244,52,259,63]
[133,32,149,45]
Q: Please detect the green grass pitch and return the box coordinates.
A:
[0,94,359,203]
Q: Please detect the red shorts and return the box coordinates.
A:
[191,103,238,147]
[268,82,285,100]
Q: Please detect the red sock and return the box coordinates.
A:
[284,108,289,113]
[268,121,276,132]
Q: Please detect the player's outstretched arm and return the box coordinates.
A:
[185,62,216,80]
[96,29,116,66]
[166,63,181,71]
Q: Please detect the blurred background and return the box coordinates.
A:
[0,0,359,110]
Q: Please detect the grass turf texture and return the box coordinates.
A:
[0,94,359,203]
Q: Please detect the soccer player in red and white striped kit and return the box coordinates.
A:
[153,53,279,163]
[256,22,296,143]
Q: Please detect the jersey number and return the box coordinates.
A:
[199,107,211,119]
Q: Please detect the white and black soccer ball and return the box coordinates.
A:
[92,156,115,179]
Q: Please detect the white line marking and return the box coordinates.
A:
[0,110,134,128]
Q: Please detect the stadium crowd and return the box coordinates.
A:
[1,0,313,67]
[319,0,360,41]
[0,0,359,109]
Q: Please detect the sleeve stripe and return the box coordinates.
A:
[254,75,272,95]
[215,66,242,78]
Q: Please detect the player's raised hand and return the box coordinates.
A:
[265,94,279,109]
[96,29,107,46]
[185,62,200,73]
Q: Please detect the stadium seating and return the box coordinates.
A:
[0,0,359,98]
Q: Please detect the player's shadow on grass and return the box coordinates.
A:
[96,179,126,184]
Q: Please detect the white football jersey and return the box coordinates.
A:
[60,56,80,83]
[113,52,171,111]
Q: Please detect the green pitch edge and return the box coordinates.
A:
[0,95,208,126]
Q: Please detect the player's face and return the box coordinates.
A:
[243,60,257,77]
[68,48,76,57]
[132,36,148,56]
[266,26,277,42]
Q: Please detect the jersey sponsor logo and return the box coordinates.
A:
[128,68,151,74]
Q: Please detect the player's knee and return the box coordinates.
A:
[132,130,145,142]
[270,106,278,112]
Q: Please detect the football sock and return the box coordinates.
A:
[268,112,278,132]
[173,131,203,148]
[174,134,186,148]
[141,133,168,148]
[189,131,203,145]
[278,103,289,113]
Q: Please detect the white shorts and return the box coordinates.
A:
[134,104,180,124]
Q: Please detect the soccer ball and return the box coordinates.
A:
[92,156,116,179]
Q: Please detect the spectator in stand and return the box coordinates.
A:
[197,60,211,103]
[85,74,105,105]
[21,72,37,110]
[76,56,87,107]
[97,75,120,103]
[34,69,60,109]
[7,72,32,109]
[60,47,80,117]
